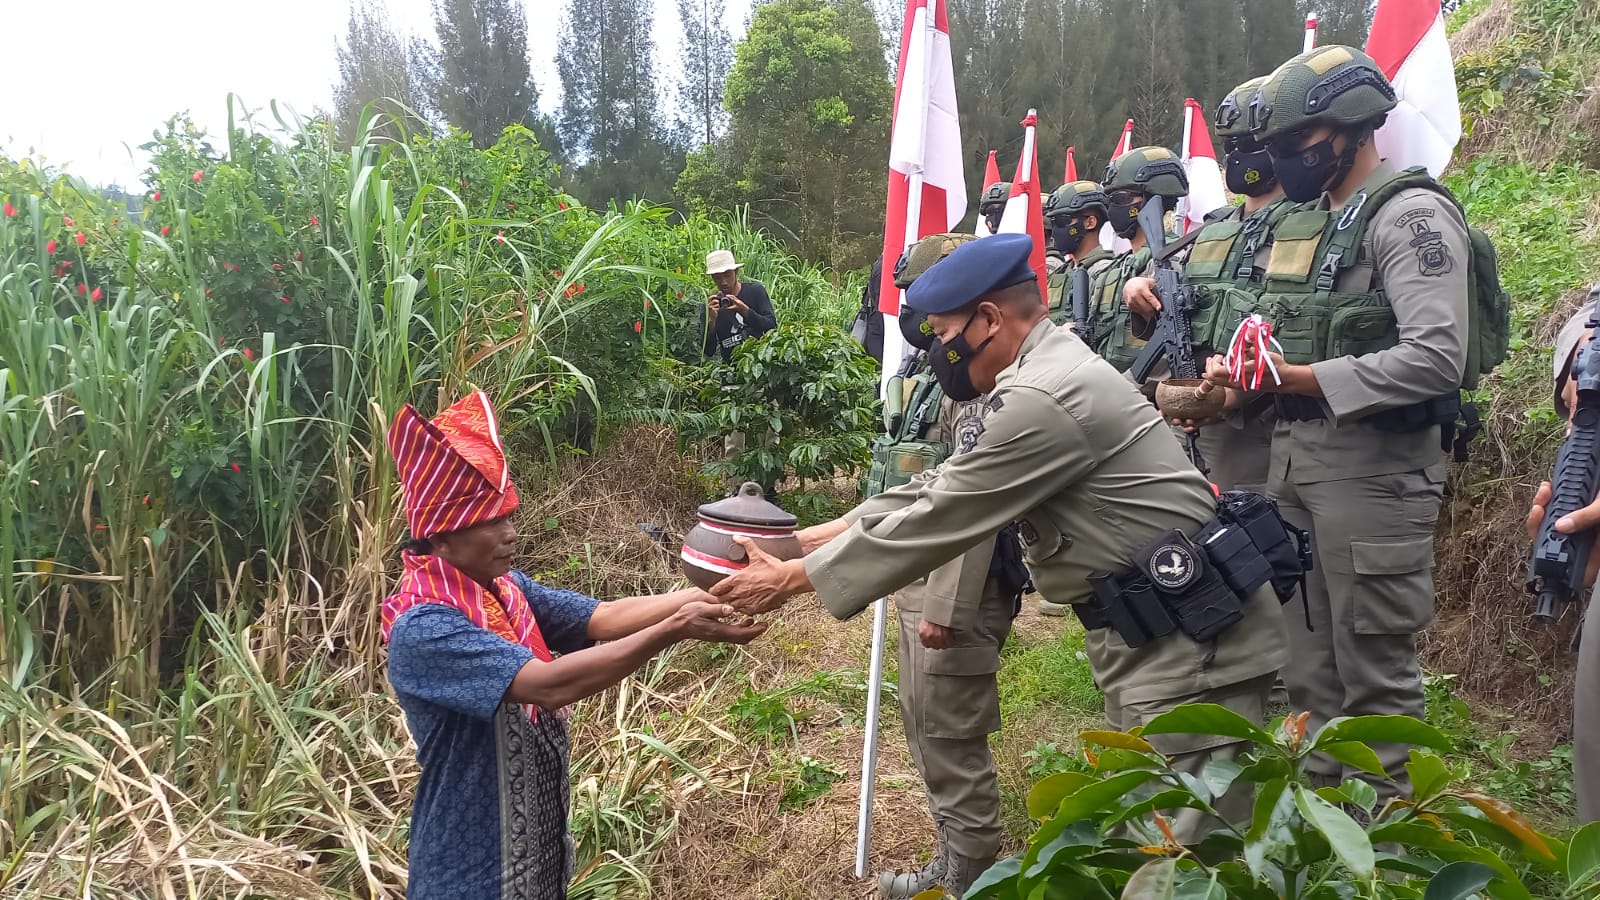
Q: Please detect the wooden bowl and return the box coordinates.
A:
[1155,378,1226,420]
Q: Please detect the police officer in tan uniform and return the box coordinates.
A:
[712,235,1294,866]
[1528,284,1600,823]
[1123,76,1287,496]
[1205,46,1470,793]
[872,234,1029,898]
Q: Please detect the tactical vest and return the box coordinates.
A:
[1046,247,1115,327]
[1180,200,1294,356]
[863,359,948,497]
[1090,246,1153,371]
[1252,167,1506,440]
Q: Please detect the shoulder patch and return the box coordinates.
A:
[1406,217,1454,278]
[1395,207,1435,229]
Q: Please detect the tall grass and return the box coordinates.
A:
[0,103,862,895]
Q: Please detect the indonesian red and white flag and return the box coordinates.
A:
[1304,15,1319,52]
[879,0,965,385]
[1177,98,1228,234]
[1367,0,1461,177]
[974,149,1001,236]
[1102,119,1136,252]
[997,110,1048,287]
[1064,146,1078,182]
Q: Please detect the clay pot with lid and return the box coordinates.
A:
[680,482,803,590]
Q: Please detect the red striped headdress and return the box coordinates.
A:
[388,391,520,540]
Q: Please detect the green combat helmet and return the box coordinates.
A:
[894,232,976,290]
[1248,45,1397,141]
[1102,146,1189,199]
[979,181,1012,213]
[1048,180,1111,216]
[1215,75,1269,140]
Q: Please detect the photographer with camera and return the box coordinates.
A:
[700,249,777,363]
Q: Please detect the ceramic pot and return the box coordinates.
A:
[680,482,802,590]
[1155,378,1226,421]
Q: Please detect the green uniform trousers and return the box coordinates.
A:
[1578,583,1600,822]
[1270,468,1442,794]
[895,579,1014,860]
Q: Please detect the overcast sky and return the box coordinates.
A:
[2,0,753,188]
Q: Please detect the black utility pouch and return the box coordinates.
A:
[1086,570,1177,648]
[1217,490,1311,604]
[1195,520,1274,598]
[1136,529,1242,643]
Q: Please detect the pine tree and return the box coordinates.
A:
[332,0,427,144]
[419,0,549,150]
[557,0,680,204]
[677,0,733,148]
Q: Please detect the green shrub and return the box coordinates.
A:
[682,321,879,520]
[966,704,1577,899]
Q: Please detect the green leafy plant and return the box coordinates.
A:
[779,755,845,811]
[682,321,878,520]
[728,685,804,742]
[1022,740,1092,781]
[965,704,1583,900]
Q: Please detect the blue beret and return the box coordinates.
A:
[904,233,1037,314]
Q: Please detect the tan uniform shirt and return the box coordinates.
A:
[1273,163,1471,484]
[811,320,1288,708]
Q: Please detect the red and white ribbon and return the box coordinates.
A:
[1226,314,1284,391]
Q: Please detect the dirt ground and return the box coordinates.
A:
[650,599,1084,900]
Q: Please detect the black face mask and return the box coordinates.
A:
[899,306,936,352]
[1049,216,1090,255]
[928,309,994,402]
[1271,133,1359,203]
[1107,200,1142,239]
[1225,149,1278,197]
[982,210,1003,234]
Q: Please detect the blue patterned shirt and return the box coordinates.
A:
[387,571,601,899]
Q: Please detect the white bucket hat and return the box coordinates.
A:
[705,249,742,275]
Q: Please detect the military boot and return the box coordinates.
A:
[876,849,946,899]
[943,847,996,897]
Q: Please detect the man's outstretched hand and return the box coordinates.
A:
[710,535,810,615]
[669,600,769,644]
[1527,480,1600,589]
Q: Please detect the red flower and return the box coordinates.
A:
[280,296,290,304]
[62,215,73,227]
[224,262,236,272]
[575,283,585,294]
[219,336,227,345]
[633,320,642,333]
[62,260,72,269]
[152,191,161,202]
[507,202,516,210]
[142,495,150,506]
[45,239,56,255]
[494,232,507,244]
[2,201,14,217]
[243,347,255,361]
[272,263,282,271]
[204,288,213,298]
[160,225,170,237]
[676,291,683,299]
[559,201,568,210]
[230,462,241,474]
[192,170,204,183]
[309,215,319,227]
[77,283,86,295]
[90,286,102,302]
[74,231,86,246]
[644,298,651,308]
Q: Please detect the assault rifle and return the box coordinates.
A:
[1128,194,1199,383]
[1071,265,1094,347]
[1527,314,1600,622]
[1124,195,1208,477]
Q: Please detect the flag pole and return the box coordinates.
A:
[858,0,937,880]
[1177,101,1194,234]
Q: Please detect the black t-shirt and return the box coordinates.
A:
[701,280,778,361]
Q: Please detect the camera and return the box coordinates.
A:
[717,294,733,309]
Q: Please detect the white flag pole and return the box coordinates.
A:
[857,0,936,880]
[1177,101,1195,233]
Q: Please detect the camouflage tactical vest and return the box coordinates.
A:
[863,359,948,497]
[1046,246,1115,327]
[1180,200,1294,356]
[1090,246,1153,371]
